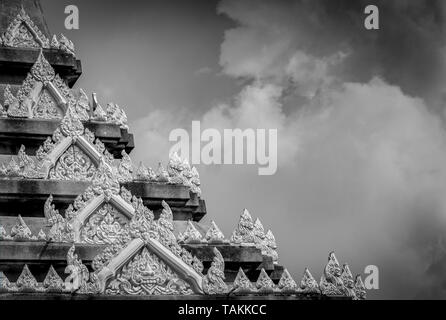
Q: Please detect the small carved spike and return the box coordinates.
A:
[256,269,275,293]
[7,157,20,177]
[43,265,64,292]
[93,103,107,121]
[189,166,201,195]
[4,83,27,118]
[265,230,277,249]
[74,89,91,121]
[135,162,150,181]
[50,34,60,48]
[0,103,7,117]
[0,225,9,240]
[205,221,226,243]
[341,264,357,298]
[0,271,14,292]
[264,229,279,264]
[156,163,170,182]
[4,84,17,107]
[253,218,266,244]
[277,269,298,293]
[232,268,256,293]
[320,274,343,296]
[160,200,173,222]
[16,265,40,292]
[59,34,75,56]
[230,209,255,245]
[37,229,47,241]
[354,275,367,300]
[117,150,134,183]
[10,215,35,241]
[60,105,85,137]
[297,268,320,294]
[31,50,56,82]
[178,220,203,244]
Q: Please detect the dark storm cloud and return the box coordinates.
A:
[219,0,446,110]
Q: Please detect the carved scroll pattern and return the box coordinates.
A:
[105,247,193,296]
[80,204,129,245]
[49,145,97,182]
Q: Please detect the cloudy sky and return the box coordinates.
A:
[39,0,446,299]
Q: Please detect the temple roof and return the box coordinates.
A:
[0,0,50,40]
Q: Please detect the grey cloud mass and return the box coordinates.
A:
[41,0,446,299]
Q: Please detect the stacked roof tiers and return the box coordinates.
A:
[0,4,366,300]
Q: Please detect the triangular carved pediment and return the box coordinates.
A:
[1,7,50,49]
[45,162,135,243]
[31,87,64,119]
[48,144,98,182]
[4,108,135,184]
[8,21,40,48]
[5,51,71,119]
[1,7,76,56]
[105,246,194,295]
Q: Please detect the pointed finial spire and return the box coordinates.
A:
[256,269,275,293]
[277,269,297,293]
[205,221,227,243]
[232,268,255,293]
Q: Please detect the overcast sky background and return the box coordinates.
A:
[38,0,446,299]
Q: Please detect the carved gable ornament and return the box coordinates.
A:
[1,7,75,55]
[1,7,50,49]
[13,104,114,181]
[4,51,74,119]
[39,165,230,296]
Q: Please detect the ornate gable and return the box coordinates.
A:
[5,51,73,119]
[1,7,76,55]
[13,105,113,181]
[105,247,194,295]
[1,7,49,49]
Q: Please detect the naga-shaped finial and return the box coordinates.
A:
[203,247,228,295]
[318,252,346,296]
[65,245,90,293]
[44,195,74,243]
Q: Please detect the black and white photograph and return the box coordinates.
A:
[0,0,445,311]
